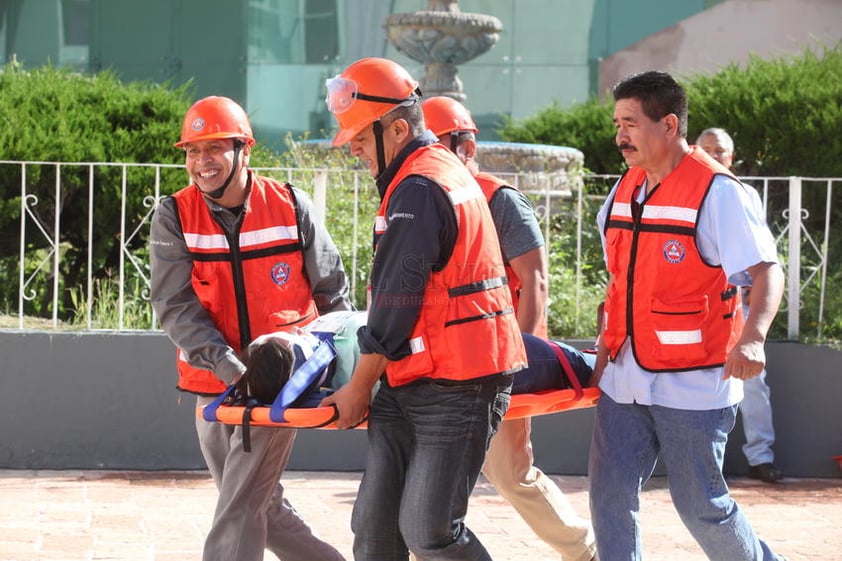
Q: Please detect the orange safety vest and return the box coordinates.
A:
[373,144,527,386]
[602,146,743,372]
[171,175,318,394]
[473,171,526,319]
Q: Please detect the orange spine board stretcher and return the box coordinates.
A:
[197,386,601,430]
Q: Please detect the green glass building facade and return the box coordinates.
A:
[1,0,719,149]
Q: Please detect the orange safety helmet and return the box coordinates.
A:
[175,96,256,148]
[325,57,421,146]
[420,96,479,138]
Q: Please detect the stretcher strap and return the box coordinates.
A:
[546,341,584,400]
[269,340,337,423]
[242,403,256,453]
[202,385,237,423]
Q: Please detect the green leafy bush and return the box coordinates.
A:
[500,44,842,179]
[499,97,622,176]
[0,62,195,320]
[686,45,842,177]
[0,61,300,323]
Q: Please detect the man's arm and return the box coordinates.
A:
[507,247,548,335]
[149,197,245,384]
[724,261,784,380]
[320,352,388,429]
[293,187,353,314]
[589,283,610,387]
[488,187,547,335]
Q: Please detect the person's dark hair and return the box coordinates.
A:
[243,338,295,404]
[383,103,426,138]
[613,70,688,137]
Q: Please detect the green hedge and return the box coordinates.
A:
[500,44,842,342]
[500,44,842,178]
[0,62,282,322]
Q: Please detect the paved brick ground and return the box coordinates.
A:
[0,470,839,561]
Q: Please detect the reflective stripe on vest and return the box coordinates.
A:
[172,175,318,394]
[373,144,526,386]
[602,146,742,372]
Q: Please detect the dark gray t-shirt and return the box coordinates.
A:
[488,186,544,263]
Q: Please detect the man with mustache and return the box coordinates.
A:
[588,71,787,561]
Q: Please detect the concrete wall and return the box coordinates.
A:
[598,0,842,95]
[1,331,840,477]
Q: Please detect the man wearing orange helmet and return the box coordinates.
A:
[322,57,527,561]
[422,96,597,561]
[150,96,350,561]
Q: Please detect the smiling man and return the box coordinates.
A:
[589,71,787,561]
[150,96,350,561]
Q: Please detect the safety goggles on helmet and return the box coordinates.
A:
[325,76,421,115]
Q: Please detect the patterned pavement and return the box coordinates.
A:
[0,470,839,561]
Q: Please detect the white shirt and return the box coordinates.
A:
[596,174,779,410]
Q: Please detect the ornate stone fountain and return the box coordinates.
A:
[379,1,583,191]
[382,0,502,101]
[301,1,584,197]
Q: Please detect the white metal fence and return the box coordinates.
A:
[2,160,838,340]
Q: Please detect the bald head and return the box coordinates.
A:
[696,127,734,169]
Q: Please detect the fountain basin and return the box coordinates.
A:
[292,139,584,194]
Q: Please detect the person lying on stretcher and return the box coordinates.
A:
[231,310,596,408]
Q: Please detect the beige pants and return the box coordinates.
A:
[481,417,597,561]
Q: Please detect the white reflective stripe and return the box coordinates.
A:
[239,225,298,248]
[375,215,387,233]
[183,226,298,251]
[184,232,228,250]
[655,329,703,345]
[609,202,697,224]
[447,183,485,206]
[641,204,697,224]
[409,336,425,354]
[611,202,633,218]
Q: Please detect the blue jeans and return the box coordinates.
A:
[588,394,783,561]
[740,371,776,465]
[352,375,512,561]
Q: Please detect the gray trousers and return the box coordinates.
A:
[195,395,346,561]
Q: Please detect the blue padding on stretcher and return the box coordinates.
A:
[202,385,237,423]
[269,340,337,423]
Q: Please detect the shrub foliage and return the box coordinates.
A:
[500,44,842,179]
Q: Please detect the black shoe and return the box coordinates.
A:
[747,462,783,483]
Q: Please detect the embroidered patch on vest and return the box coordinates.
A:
[271,262,291,285]
[662,240,686,264]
